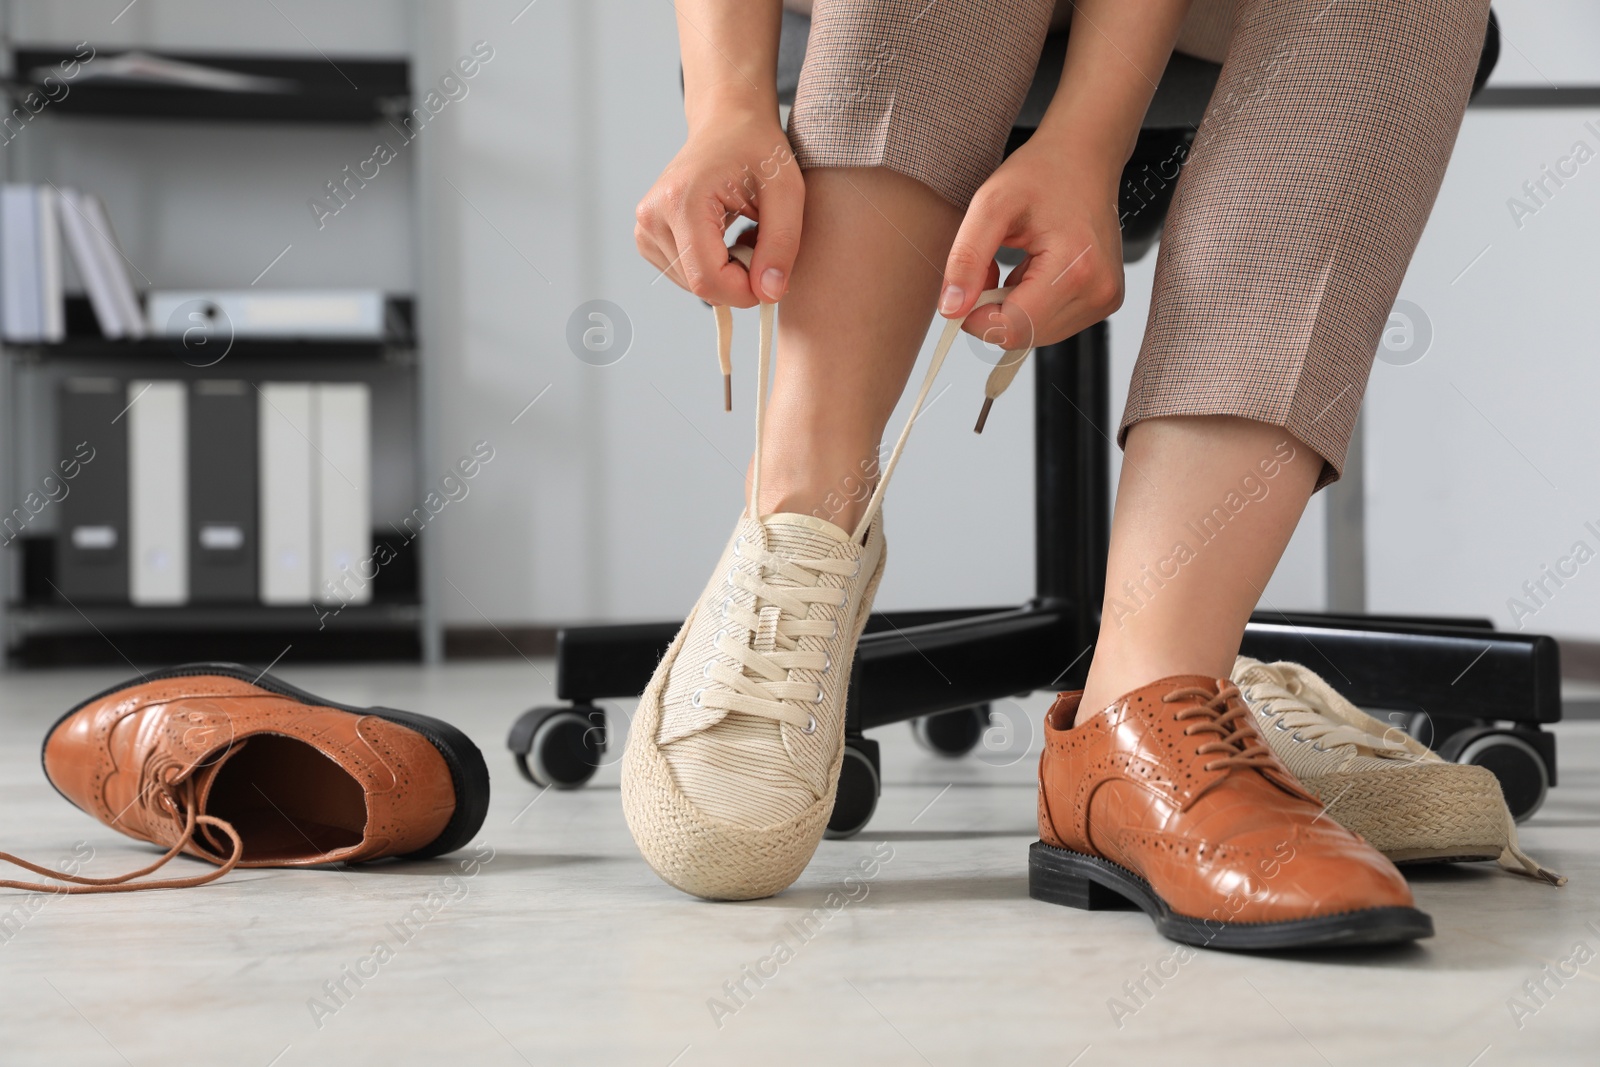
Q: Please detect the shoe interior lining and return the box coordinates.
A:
[205,735,367,862]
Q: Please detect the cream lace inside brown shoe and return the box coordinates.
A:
[621,247,1029,900]
[1232,656,1563,884]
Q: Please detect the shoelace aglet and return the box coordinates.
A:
[974,397,994,434]
[714,302,734,411]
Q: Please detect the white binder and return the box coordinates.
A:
[146,290,384,338]
[58,188,127,338]
[314,383,371,605]
[258,382,314,604]
[81,192,146,339]
[1,184,41,342]
[36,185,65,342]
[127,380,188,604]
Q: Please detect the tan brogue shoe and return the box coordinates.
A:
[14,664,489,892]
[1033,675,1432,950]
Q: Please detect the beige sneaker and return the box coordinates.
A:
[1232,656,1562,884]
[621,248,1027,900]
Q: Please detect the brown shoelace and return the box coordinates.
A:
[0,778,242,894]
[1165,682,1278,774]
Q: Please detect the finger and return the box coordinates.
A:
[747,160,804,302]
[636,220,681,284]
[996,243,1121,349]
[669,194,759,307]
[957,259,1005,343]
[981,260,1002,291]
[636,197,696,291]
[941,190,1020,319]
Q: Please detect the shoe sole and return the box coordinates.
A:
[42,662,491,861]
[1028,841,1433,951]
[1388,846,1502,866]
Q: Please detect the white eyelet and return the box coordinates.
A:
[691,688,706,707]
[821,652,831,673]
[720,598,731,618]
[802,715,817,734]
[701,661,713,678]
[726,567,738,586]
[713,628,728,646]
[829,621,839,639]
[734,536,745,555]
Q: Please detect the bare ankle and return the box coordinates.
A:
[750,453,881,535]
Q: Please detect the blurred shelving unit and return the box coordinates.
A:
[0,43,440,667]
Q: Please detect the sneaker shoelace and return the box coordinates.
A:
[696,540,857,730]
[700,246,1029,729]
[1242,669,1425,759]
[0,777,242,894]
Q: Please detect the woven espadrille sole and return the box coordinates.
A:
[621,548,887,901]
[1305,763,1508,863]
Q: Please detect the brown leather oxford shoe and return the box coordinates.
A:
[8,664,489,894]
[1033,675,1431,950]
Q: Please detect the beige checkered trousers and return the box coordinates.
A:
[787,0,1491,485]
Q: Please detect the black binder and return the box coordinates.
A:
[188,379,258,602]
[55,377,128,603]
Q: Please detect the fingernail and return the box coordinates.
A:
[940,285,965,316]
[761,268,785,301]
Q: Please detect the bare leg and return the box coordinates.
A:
[1076,415,1320,723]
[751,167,962,534]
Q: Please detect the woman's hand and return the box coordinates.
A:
[635,108,804,309]
[938,134,1125,351]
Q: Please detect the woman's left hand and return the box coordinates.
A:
[938,135,1126,350]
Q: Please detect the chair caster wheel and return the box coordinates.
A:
[910,704,991,758]
[826,737,880,840]
[507,704,606,790]
[1438,727,1550,822]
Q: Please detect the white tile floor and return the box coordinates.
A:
[0,661,1596,1066]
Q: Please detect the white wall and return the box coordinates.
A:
[1362,1,1600,642]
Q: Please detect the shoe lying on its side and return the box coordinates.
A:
[1231,656,1562,884]
[1034,676,1434,951]
[11,664,490,894]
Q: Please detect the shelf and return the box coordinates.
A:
[5,602,425,666]
[5,297,414,362]
[12,49,409,123]
[6,601,422,634]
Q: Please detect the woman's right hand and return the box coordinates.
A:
[634,109,804,309]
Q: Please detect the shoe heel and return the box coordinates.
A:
[1028,841,1133,911]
